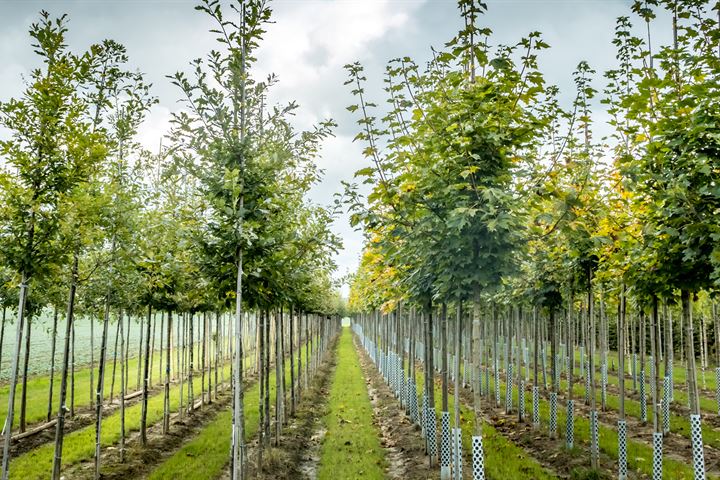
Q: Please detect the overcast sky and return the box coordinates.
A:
[0,0,672,295]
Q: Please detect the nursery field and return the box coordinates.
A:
[1,0,720,479]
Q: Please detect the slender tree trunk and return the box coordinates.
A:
[588,271,598,469]
[109,317,120,402]
[188,312,194,413]
[683,291,700,413]
[119,310,126,462]
[472,298,481,433]
[1,272,29,480]
[141,305,152,445]
[163,311,172,434]
[19,314,32,433]
[51,256,78,480]
[93,299,112,480]
[90,316,95,408]
[619,285,626,420]
[289,306,295,416]
[47,307,59,422]
[232,236,246,480]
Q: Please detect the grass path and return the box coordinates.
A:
[317,328,386,480]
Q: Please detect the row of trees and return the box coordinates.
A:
[0,1,343,479]
[346,0,720,478]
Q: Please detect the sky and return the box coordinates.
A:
[0,0,673,295]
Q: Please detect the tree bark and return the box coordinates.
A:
[47,307,59,422]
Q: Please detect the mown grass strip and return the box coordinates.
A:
[9,359,231,479]
[317,328,386,480]
[412,370,558,480]
[493,377,710,479]
[0,343,207,429]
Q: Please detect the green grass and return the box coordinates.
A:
[147,340,315,480]
[317,328,386,480]
[493,377,708,479]
[9,357,230,479]
[0,342,209,429]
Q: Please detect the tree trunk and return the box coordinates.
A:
[289,306,295,416]
[232,232,246,479]
[51,255,78,480]
[119,310,126,462]
[163,311,172,434]
[1,272,29,480]
[19,314,32,433]
[93,299,112,480]
[109,317,120,402]
[683,290,700,414]
[141,305,152,445]
[47,307,59,422]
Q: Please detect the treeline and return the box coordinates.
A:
[0,1,344,479]
[346,0,720,478]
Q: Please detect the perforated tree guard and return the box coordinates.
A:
[650,357,656,401]
[618,420,628,480]
[453,427,463,480]
[653,431,663,480]
[584,362,590,404]
[690,414,706,480]
[494,360,501,406]
[421,393,428,439]
[640,370,647,423]
[663,376,670,435]
[472,435,485,480]
[532,386,540,428]
[549,392,558,437]
[426,406,437,460]
[506,364,514,413]
[409,378,419,425]
[715,368,720,416]
[399,368,407,409]
[590,410,599,461]
[669,360,674,402]
[566,400,574,449]
[519,380,525,420]
[601,362,608,406]
[441,411,451,479]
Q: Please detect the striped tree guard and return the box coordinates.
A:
[472,435,486,480]
[663,376,671,434]
[618,420,628,480]
[399,368,407,409]
[640,370,647,423]
[453,427,463,480]
[519,380,526,421]
[532,386,540,428]
[690,414,706,480]
[506,364,514,414]
[590,410,599,462]
[652,431,663,480]
[566,400,575,449]
[440,411,451,479]
[549,392,558,438]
